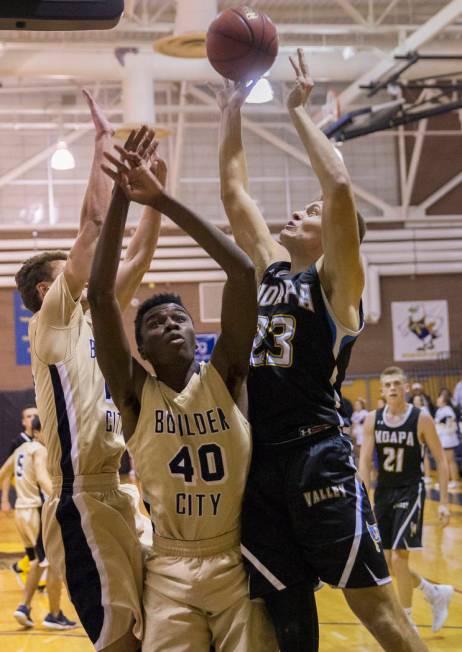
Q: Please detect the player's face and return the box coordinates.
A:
[381,375,407,404]
[139,303,196,366]
[279,201,323,257]
[22,407,39,434]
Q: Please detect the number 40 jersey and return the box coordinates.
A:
[128,362,251,542]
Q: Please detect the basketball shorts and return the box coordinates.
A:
[15,506,46,563]
[241,431,391,598]
[143,530,278,652]
[42,473,144,651]
[374,481,425,550]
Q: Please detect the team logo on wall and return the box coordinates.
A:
[391,300,450,361]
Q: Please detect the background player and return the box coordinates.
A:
[15,97,163,651]
[0,415,76,630]
[88,146,277,652]
[360,366,453,632]
[217,48,426,652]
[1,405,39,512]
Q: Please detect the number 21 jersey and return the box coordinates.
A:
[374,405,424,488]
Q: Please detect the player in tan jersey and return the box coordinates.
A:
[0,416,76,630]
[15,103,164,652]
[88,148,278,651]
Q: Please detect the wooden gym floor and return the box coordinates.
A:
[0,487,461,651]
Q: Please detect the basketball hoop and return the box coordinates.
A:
[317,88,341,129]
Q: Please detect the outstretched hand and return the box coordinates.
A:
[101,126,168,205]
[215,78,258,112]
[102,150,165,207]
[287,48,314,109]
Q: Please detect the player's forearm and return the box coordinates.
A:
[289,105,350,194]
[88,187,130,303]
[79,133,113,232]
[154,194,255,280]
[115,206,161,311]
[358,459,372,491]
[219,106,250,197]
[436,456,449,505]
[1,474,11,501]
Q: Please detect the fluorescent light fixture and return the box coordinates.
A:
[51,140,75,171]
[246,78,274,104]
[342,46,356,61]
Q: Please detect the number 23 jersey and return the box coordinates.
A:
[248,261,363,444]
[128,362,251,541]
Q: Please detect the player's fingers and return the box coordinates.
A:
[289,55,301,78]
[130,125,148,152]
[123,129,136,151]
[103,151,130,173]
[298,47,308,77]
[101,164,119,183]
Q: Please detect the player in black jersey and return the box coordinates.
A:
[218,48,426,652]
[360,367,453,633]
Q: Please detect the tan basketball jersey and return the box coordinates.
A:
[13,440,45,508]
[29,272,124,478]
[128,362,251,541]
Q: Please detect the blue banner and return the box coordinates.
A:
[14,291,33,366]
[195,333,218,363]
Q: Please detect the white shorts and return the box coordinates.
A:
[143,531,278,652]
[43,473,144,651]
[439,432,459,449]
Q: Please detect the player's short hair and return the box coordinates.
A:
[380,366,407,382]
[15,251,68,313]
[134,292,190,347]
[21,404,37,415]
[31,415,41,432]
[357,210,366,243]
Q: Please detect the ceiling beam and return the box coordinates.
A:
[188,86,394,217]
[337,0,462,110]
[334,0,368,26]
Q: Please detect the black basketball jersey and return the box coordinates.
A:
[374,405,424,488]
[247,261,362,444]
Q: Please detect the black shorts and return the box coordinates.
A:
[241,432,390,598]
[374,482,425,550]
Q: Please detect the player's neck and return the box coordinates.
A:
[290,251,319,274]
[154,358,197,393]
[385,400,408,416]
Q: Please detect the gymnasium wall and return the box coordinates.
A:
[2,271,462,393]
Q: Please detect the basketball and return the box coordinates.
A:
[206,6,278,82]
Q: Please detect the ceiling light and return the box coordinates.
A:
[246,78,274,104]
[51,141,75,171]
[342,46,356,61]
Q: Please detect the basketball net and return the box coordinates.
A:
[317,88,341,129]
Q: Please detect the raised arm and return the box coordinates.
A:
[87,178,148,442]
[358,411,376,492]
[287,49,364,329]
[115,143,166,312]
[64,90,115,300]
[218,81,288,280]
[419,412,450,526]
[104,151,257,402]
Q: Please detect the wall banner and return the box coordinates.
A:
[14,291,33,366]
[195,333,218,363]
[391,300,450,362]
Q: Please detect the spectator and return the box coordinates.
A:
[435,393,460,490]
[409,382,435,416]
[351,398,369,449]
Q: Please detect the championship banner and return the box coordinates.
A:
[195,333,218,363]
[391,300,450,362]
[14,291,33,365]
